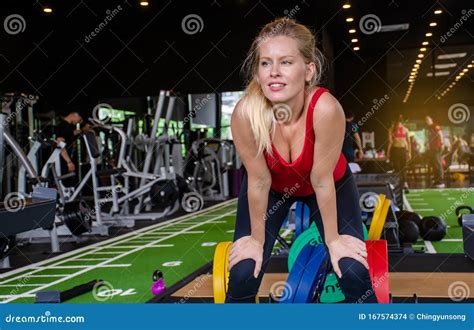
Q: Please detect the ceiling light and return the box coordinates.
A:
[351,38,358,42]
[418,54,424,58]
[353,46,360,51]
[433,63,456,69]
[420,48,427,51]
[426,71,450,77]
[416,59,422,63]
[43,6,53,13]
[349,29,356,34]
[343,2,351,9]
[346,18,354,22]
[429,22,437,27]
[425,32,433,37]
[434,9,442,14]
[438,52,467,59]
[422,41,429,46]
[139,1,149,6]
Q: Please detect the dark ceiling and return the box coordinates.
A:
[0,0,472,123]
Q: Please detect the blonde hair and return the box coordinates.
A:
[240,18,325,156]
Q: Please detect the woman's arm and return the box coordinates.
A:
[310,93,368,277]
[231,101,271,245]
[310,93,346,245]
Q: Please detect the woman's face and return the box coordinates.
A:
[257,35,314,104]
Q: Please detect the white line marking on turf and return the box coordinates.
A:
[408,198,425,201]
[74,258,111,261]
[403,195,413,212]
[31,264,132,269]
[410,202,429,205]
[27,275,67,278]
[441,239,463,242]
[1,209,236,303]
[0,284,44,287]
[412,208,434,212]
[424,241,436,254]
[0,198,237,282]
[0,294,35,299]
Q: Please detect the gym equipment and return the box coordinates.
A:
[455,205,473,227]
[184,139,233,202]
[368,194,390,240]
[462,214,474,260]
[149,179,180,208]
[397,219,420,243]
[395,210,422,228]
[294,202,310,238]
[35,279,104,303]
[281,244,329,303]
[62,200,93,236]
[288,221,369,303]
[212,241,232,303]
[0,236,16,260]
[366,240,389,304]
[419,216,447,241]
[151,270,166,295]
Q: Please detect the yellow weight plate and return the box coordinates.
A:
[213,241,232,303]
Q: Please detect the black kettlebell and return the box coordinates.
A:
[420,216,447,241]
[398,220,420,243]
[395,210,422,228]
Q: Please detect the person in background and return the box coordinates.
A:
[55,111,83,184]
[387,115,411,192]
[342,110,364,162]
[425,115,445,188]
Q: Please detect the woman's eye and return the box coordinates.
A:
[261,61,269,67]
[282,60,292,65]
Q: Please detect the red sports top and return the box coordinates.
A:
[264,88,347,197]
[392,126,407,138]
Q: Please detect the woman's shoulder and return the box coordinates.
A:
[310,87,342,116]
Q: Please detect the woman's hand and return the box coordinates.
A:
[228,236,264,278]
[326,235,368,278]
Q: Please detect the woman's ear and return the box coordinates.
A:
[305,62,316,84]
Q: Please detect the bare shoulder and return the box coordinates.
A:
[312,89,344,124]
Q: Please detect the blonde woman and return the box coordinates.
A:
[227,18,376,303]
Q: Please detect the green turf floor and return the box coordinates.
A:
[405,188,472,254]
[0,200,237,304]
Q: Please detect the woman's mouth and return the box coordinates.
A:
[268,83,286,92]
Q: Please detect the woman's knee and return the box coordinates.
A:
[338,257,371,283]
[227,259,259,294]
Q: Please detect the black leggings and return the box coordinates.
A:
[226,168,378,303]
[390,146,407,186]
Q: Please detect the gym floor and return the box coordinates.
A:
[1,188,472,304]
